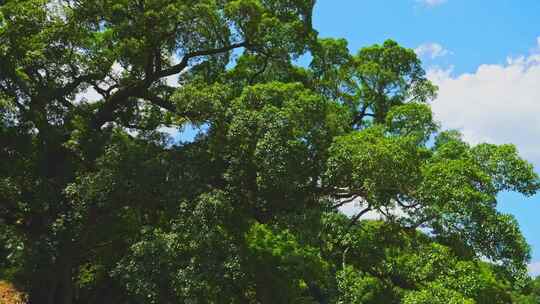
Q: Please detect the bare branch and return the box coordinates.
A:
[331,195,360,209]
[335,204,372,247]
[50,73,99,101]
[90,42,248,129]
[248,55,270,85]
[346,205,372,231]
[395,197,421,209]
[90,84,145,129]
[136,92,177,113]
[154,41,247,80]
[352,102,371,127]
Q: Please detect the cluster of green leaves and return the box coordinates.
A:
[1,1,539,303]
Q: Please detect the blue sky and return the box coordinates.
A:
[313,0,540,75]
[311,0,540,274]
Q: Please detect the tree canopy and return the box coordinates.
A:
[0,1,539,303]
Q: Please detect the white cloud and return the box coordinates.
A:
[417,0,447,7]
[339,199,407,221]
[529,261,540,277]
[533,37,540,53]
[75,62,125,104]
[75,58,183,104]
[428,37,540,165]
[415,43,451,59]
[75,86,102,104]
[340,201,381,219]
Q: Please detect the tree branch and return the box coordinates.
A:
[90,84,145,129]
[346,205,372,231]
[50,73,100,102]
[331,195,360,209]
[248,55,270,85]
[395,197,421,209]
[136,92,177,113]
[335,204,372,247]
[90,42,248,129]
[153,41,247,80]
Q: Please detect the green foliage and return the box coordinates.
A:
[385,102,438,144]
[245,223,329,303]
[403,282,476,304]
[514,276,540,303]
[326,126,424,207]
[336,266,392,304]
[113,191,246,303]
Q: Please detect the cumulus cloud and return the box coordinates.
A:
[75,57,183,104]
[339,199,407,221]
[428,37,540,165]
[416,0,447,7]
[415,43,451,59]
[533,37,540,53]
[529,261,540,277]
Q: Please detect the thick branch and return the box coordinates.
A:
[153,41,247,80]
[50,74,99,102]
[90,84,145,129]
[331,195,360,209]
[352,103,374,128]
[346,205,372,231]
[136,92,177,113]
[335,204,372,247]
[248,55,270,84]
[90,42,248,129]
[395,197,421,209]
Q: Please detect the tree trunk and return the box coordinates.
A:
[56,253,74,304]
[28,266,58,304]
[27,249,75,304]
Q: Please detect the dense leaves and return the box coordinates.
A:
[1,1,539,303]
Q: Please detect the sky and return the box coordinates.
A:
[310,0,540,275]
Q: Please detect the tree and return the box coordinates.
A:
[0,1,315,303]
[511,276,540,303]
[1,1,539,303]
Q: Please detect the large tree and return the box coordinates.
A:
[1,1,539,304]
[0,1,315,302]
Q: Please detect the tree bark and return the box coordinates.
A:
[57,254,74,304]
[28,263,58,304]
[27,246,75,304]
